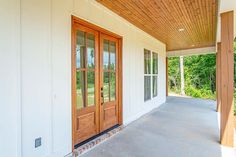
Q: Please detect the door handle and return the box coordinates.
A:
[101,87,104,105]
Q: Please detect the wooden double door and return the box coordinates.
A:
[72,17,122,146]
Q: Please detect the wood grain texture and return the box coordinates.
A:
[166,57,168,96]
[72,19,100,145]
[216,42,221,112]
[220,11,234,147]
[118,38,123,125]
[99,34,119,132]
[96,0,218,51]
[72,16,123,147]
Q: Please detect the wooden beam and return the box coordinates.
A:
[166,57,168,96]
[216,42,221,112]
[220,11,234,147]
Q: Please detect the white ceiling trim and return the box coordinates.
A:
[167,46,216,57]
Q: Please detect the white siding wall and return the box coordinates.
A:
[0,0,21,157]
[0,0,166,157]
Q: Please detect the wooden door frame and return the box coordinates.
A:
[71,15,123,149]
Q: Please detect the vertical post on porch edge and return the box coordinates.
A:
[220,11,234,147]
[166,57,168,96]
[216,42,221,112]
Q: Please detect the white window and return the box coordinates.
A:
[152,52,158,97]
[144,49,158,101]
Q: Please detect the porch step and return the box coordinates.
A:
[73,125,124,156]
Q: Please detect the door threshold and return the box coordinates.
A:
[73,125,124,156]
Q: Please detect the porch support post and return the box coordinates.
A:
[166,57,168,96]
[180,56,185,95]
[216,42,221,112]
[220,11,234,147]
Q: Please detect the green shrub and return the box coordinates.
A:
[168,42,236,115]
[185,86,202,98]
[185,85,215,100]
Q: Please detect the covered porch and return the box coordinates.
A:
[1,0,236,156]
[95,0,236,148]
[79,96,235,157]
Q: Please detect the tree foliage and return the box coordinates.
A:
[168,57,180,93]
[168,54,216,99]
[168,39,236,114]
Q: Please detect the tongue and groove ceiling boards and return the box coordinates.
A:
[96,0,218,51]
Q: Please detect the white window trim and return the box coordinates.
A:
[144,50,159,102]
[152,51,158,99]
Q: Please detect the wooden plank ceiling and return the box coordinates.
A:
[96,0,218,51]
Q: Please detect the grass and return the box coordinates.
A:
[76,87,95,109]
[170,87,236,115]
[76,84,115,109]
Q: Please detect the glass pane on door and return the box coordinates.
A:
[76,30,96,110]
[103,40,109,70]
[110,72,116,101]
[110,41,116,70]
[87,71,95,107]
[103,72,109,103]
[76,71,86,109]
[76,31,86,69]
[87,34,95,69]
[102,39,117,103]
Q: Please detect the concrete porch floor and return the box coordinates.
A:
[81,96,236,157]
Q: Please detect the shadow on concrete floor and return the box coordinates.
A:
[81,96,235,157]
